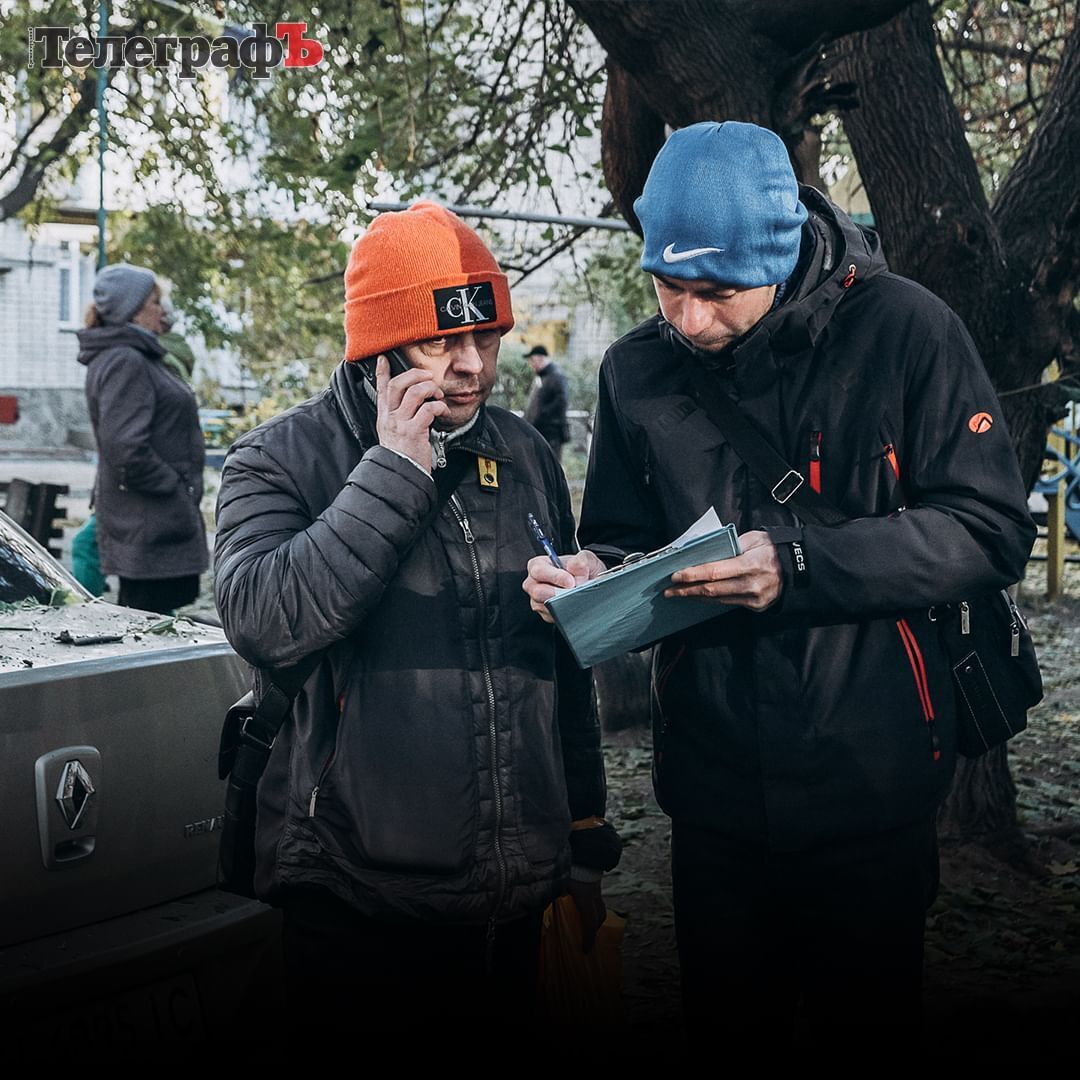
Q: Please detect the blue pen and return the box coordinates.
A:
[527,513,565,570]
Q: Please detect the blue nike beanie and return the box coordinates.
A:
[634,121,808,288]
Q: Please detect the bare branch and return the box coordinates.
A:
[995,12,1080,286]
[0,69,101,221]
[741,0,920,51]
[0,95,55,184]
[940,36,1055,64]
[504,224,590,283]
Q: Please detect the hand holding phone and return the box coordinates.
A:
[361,347,410,391]
[373,353,448,473]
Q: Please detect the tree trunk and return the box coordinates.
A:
[593,651,651,732]
[831,1,1073,489]
[937,749,1018,842]
[599,61,666,234]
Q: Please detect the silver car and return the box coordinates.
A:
[0,511,280,1044]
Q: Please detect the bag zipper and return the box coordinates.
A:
[447,492,507,970]
[1001,589,1025,657]
[896,618,941,761]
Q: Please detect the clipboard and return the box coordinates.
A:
[545,524,741,668]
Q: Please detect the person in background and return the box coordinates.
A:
[78,264,208,615]
[69,515,106,597]
[524,344,570,462]
[158,296,198,383]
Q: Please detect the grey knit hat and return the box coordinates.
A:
[93,263,156,325]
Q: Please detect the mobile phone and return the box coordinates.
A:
[360,348,411,393]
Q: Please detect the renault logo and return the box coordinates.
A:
[56,759,96,830]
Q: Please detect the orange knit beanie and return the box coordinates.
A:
[343,201,514,361]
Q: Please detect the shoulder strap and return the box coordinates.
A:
[681,357,849,528]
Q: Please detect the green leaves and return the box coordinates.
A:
[6,1,613,392]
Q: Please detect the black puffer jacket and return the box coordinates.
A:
[214,362,605,922]
[78,324,208,579]
[579,190,1035,850]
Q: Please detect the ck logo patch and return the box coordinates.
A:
[433,282,497,329]
[968,412,994,434]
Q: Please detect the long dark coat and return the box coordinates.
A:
[78,324,208,580]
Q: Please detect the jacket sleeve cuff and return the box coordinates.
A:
[764,526,813,613]
[354,444,436,496]
[567,820,622,872]
[383,445,432,479]
[569,865,603,883]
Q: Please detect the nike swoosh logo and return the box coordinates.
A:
[662,243,725,263]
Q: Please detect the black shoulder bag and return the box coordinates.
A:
[682,358,1042,758]
[216,449,473,898]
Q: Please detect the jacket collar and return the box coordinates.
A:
[756,187,886,354]
[329,361,514,463]
[76,323,167,366]
[660,190,888,376]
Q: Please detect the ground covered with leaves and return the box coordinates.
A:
[600,566,1080,1055]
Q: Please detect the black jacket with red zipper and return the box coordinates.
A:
[578,189,1036,850]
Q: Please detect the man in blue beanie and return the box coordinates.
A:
[525,121,1034,1046]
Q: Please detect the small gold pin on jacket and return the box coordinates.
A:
[478,456,499,489]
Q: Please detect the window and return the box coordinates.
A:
[55,237,96,329]
[59,265,71,323]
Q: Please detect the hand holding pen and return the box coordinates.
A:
[528,513,565,569]
[522,513,606,624]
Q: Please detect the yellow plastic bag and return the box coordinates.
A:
[537,894,626,1026]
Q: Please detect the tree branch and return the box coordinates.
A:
[0,68,102,221]
[939,36,1055,64]
[570,0,777,128]
[994,10,1080,288]
[744,0,918,52]
[0,93,55,184]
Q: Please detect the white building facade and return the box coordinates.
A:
[0,214,99,450]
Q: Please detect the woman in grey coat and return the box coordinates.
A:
[78,264,208,614]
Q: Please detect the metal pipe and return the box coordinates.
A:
[96,0,108,268]
[368,201,633,233]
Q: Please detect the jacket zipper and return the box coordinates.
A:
[809,430,822,494]
[432,431,449,469]
[448,492,506,968]
[883,443,900,481]
[895,618,940,761]
[308,692,346,816]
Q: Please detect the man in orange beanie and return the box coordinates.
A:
[214,202,618,1030]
